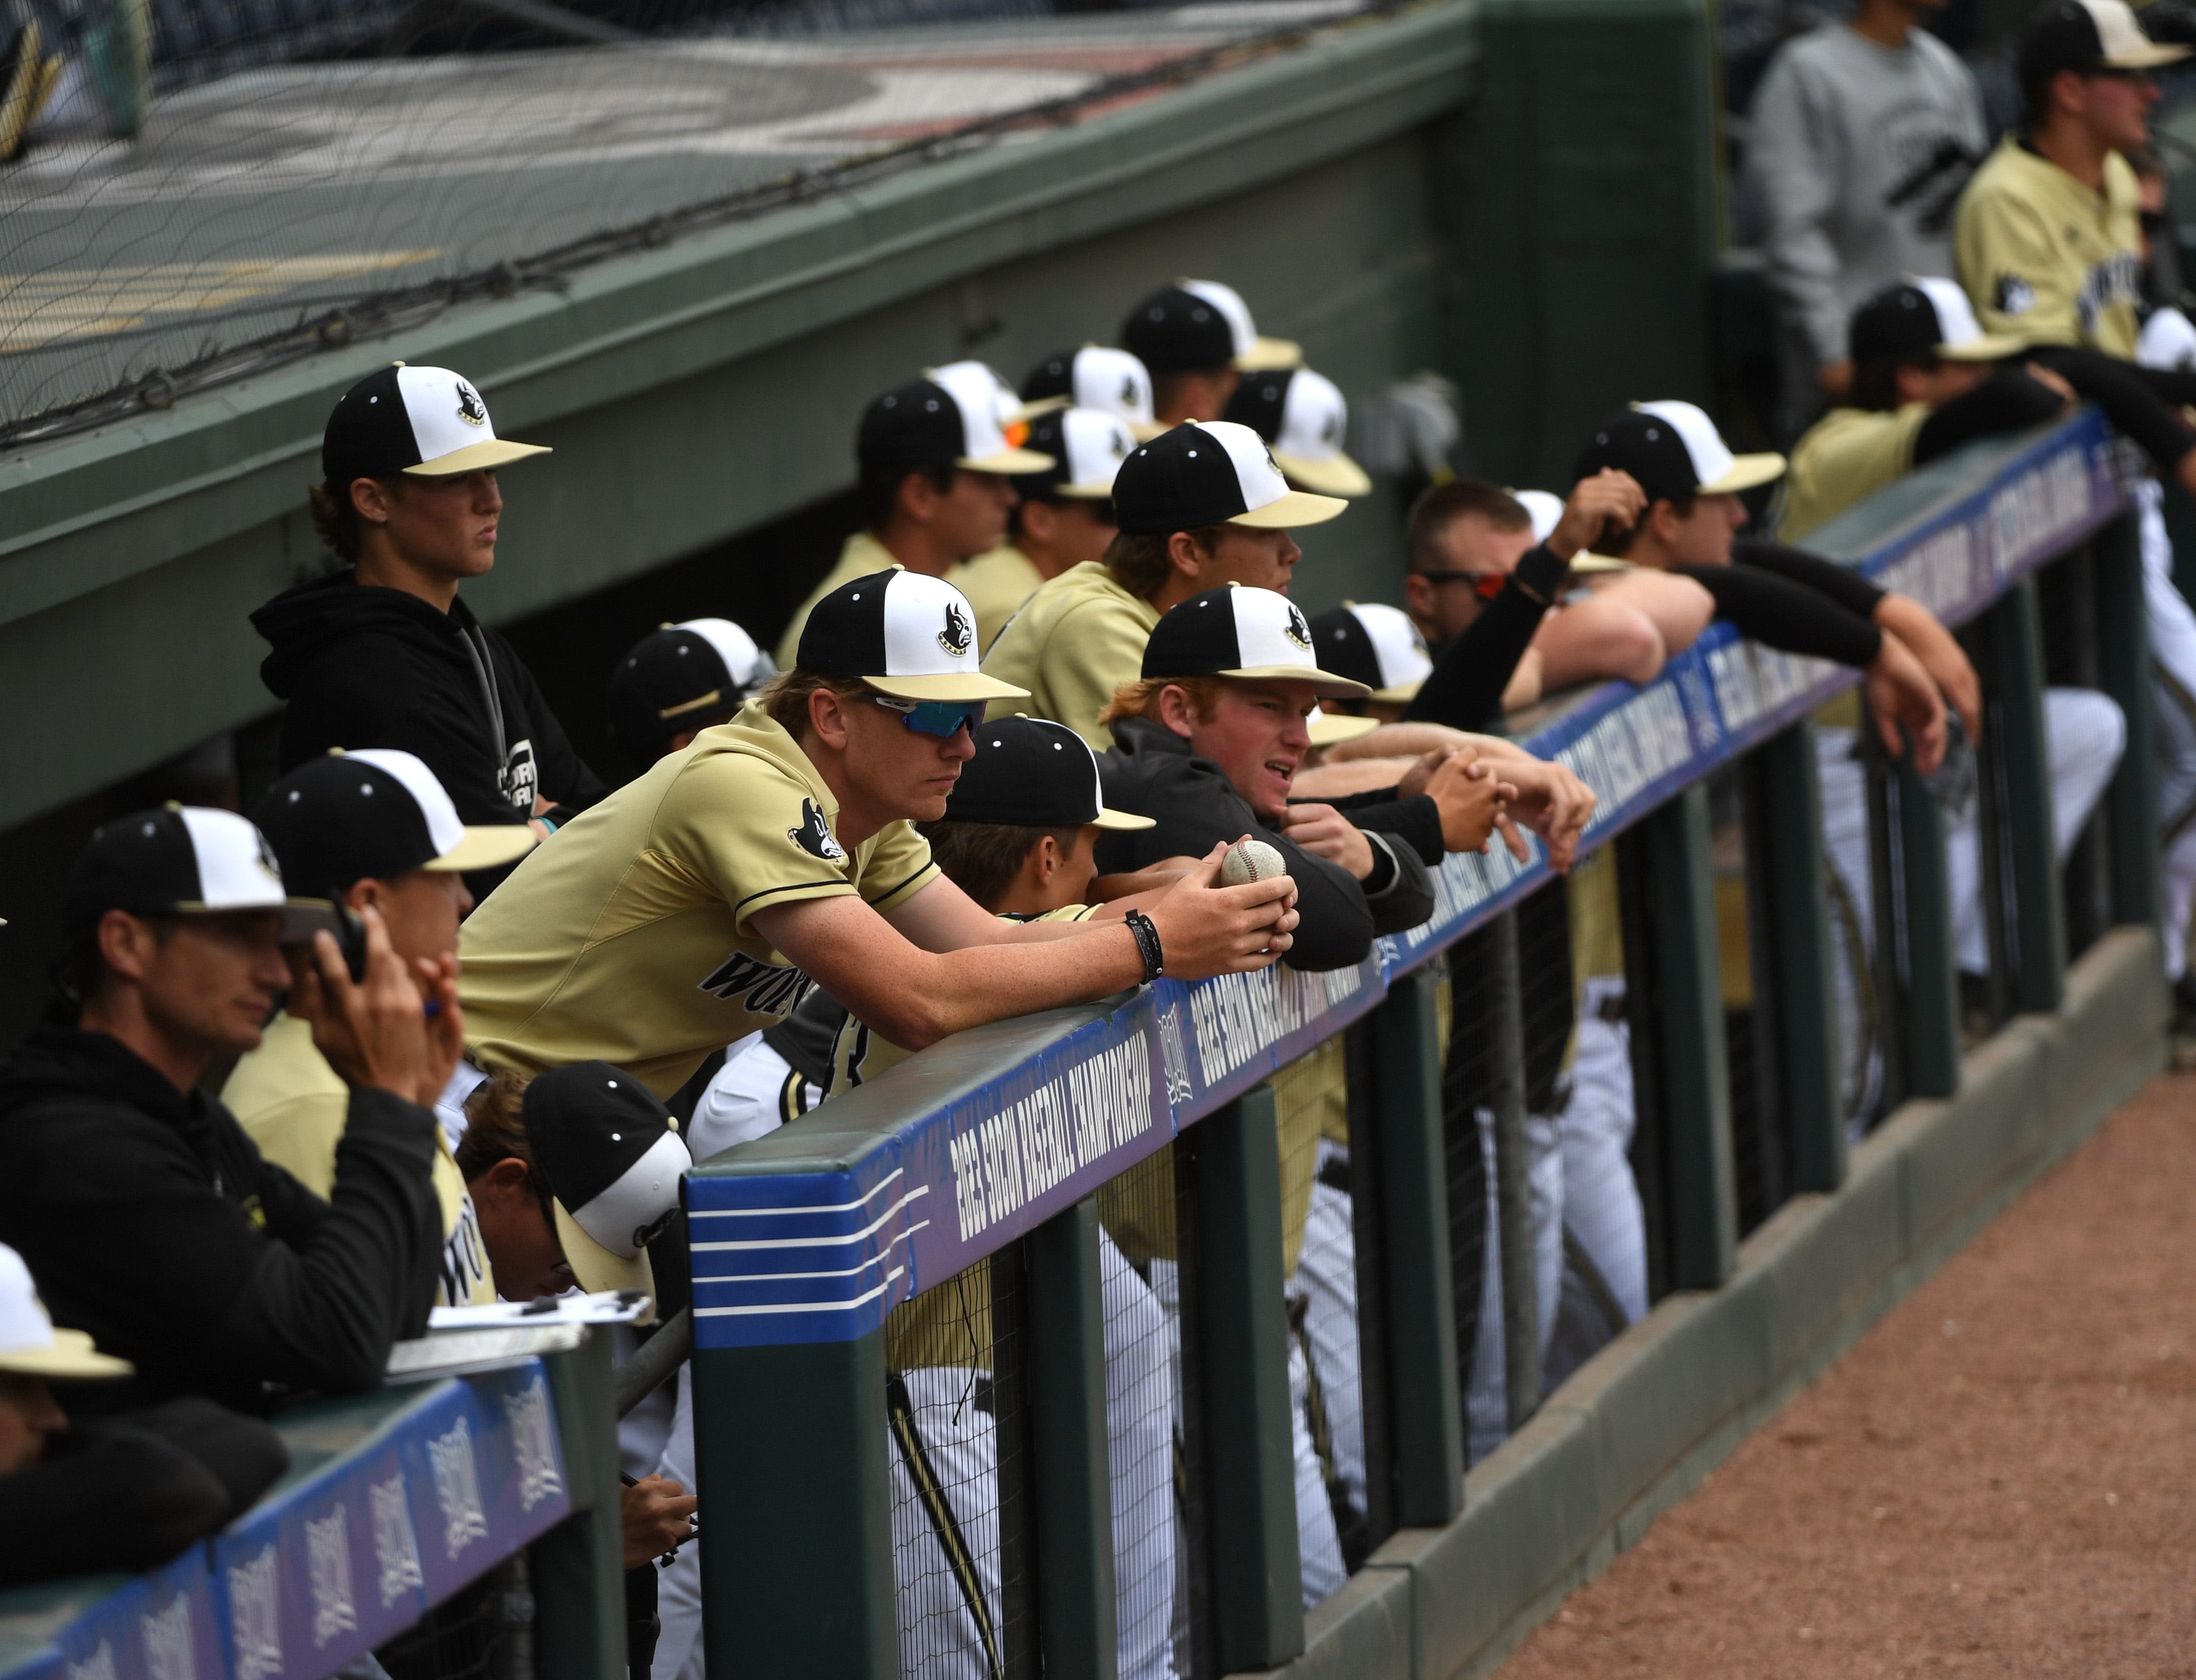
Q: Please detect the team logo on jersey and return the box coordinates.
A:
[939,601,974,658]
[1284,603,1313,649]
[696,949,814,1017]
[454,379,488,427]
[1994,275,2036,318]
[789,796,846,862]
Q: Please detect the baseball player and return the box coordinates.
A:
[1120,278,1299,425]
[224,748,536,1310]
[981,419,1347,747]
[773,368,1052,670]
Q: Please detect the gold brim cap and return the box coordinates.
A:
[866,671,1031,702]
[1228,488,1350,530]
[0,1327,134,1380]
[553,1199,657,1323]
[423,825,540,873]
[1274,448,1373,498]
[1094,807,1157,830]
[405,438,552,477]
[1698,452,1786,495]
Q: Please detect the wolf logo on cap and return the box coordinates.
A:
[454,379,488,426]
[789,797,846,862]
[1285,603,1313,649]
[939,601,974,658]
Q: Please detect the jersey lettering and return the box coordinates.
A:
[499,738,539,814]
[697,949,814,1017]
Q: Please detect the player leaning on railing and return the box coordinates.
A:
[457,566,1300,1100]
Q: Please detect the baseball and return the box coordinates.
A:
[1220,837,1287,886]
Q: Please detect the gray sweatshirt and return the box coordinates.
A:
[1745,23,1987,369]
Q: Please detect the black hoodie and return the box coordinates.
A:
[0,1027,444,1416]
[252,572,607,851]
[1095,717,1434,972]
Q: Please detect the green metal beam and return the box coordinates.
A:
[1022,1199,1119,1680]
[1978,577,2065,1014]
[2092,514,2164,928]
[1179,1089,1304,1673]
[532,1328,627,1680]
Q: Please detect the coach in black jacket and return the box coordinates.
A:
[1094,586,1435,970]
[0,806,455,1416]
[252,364,605,893]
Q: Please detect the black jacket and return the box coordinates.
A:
[1094,718,1433,971]
[0,1398,288,1587]
[252,572,606,848]
[0,1027,444,1416]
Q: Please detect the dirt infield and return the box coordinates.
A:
[1500,1071,2196,1679]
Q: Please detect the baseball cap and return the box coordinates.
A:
[1306,709,1381,746]
[796,568,1029,701]
[1513,489,1565,545]
[1308,602,1432,704]
[926,360,1031,431]
[1020,345,1164,439]
[1120,280,1301,376]
[1013,407,1138,502]
[2019,0,2186,93]
[522,1062,692,1313]
[1851,277,2027,365]
[1225,367,1372,497]
[1113,420,1349,536]
[1142,585,1371,698]
[1572,400,1786,504]
[857,378,1054,481]
[608,618,775,762]
[0,1244,131,1380]
[322,363,550,487]
[945,716,1154,829]
[62,805,344,945]
[252,748,537,901]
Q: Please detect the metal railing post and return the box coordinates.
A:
[694,1333,898,1678]
[1021,1200,1118,1680]
[1867,736,1962,1101]
[1177,1086,1304,1673]
[1977,575,2066,1013]
[1619,784,1738,1290]
[1362,966,1465,1526]
[1743,722,1845,1194]
[2093,511,2164,927]
[1485,910,1542,1428]
[532,1328,626,1680]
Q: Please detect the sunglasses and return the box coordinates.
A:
[1416,569,1510,602]
[871,694,987,738]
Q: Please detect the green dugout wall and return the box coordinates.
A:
[0,0,1717,837]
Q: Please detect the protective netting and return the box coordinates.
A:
[1094,1141,1188,1679]
[0,0,1382,443]
[883,1257,1031,1678]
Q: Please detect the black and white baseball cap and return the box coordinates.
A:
[1120,279,1301,376]
[797,568,1030,701]
[2020,0,2186,91]
[1513,489,1565,546]
[858,377,1053,481]
[522,1062,693,1310]
[1013,407,1139,502]
[321,363,550,487]
[253,748,537,901]
[1141,586,1371,698]
[927,359,1031,430]
[608,618,775,761]
[62,804,344,943]
[1850,277,2026,365]
[1572,401,1786,506]
[0,1244,132,1382]
[1020,345,1164,439]
[1113,420,1349,536]
[1225,367,1372,497]
[945,716,1154,829]
[1308,602,1433,704]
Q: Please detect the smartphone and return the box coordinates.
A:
[333,905,368,983]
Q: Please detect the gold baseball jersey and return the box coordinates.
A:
[773,531,899,671]
[223,1014,496,1307]
[979,561,1161,748]
[949,544,1045,655]
[1956,136,2143,357]
[459,702,938,1098]
[1779,404,1934,540]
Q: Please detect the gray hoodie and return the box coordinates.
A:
[1745,22,1988,370]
